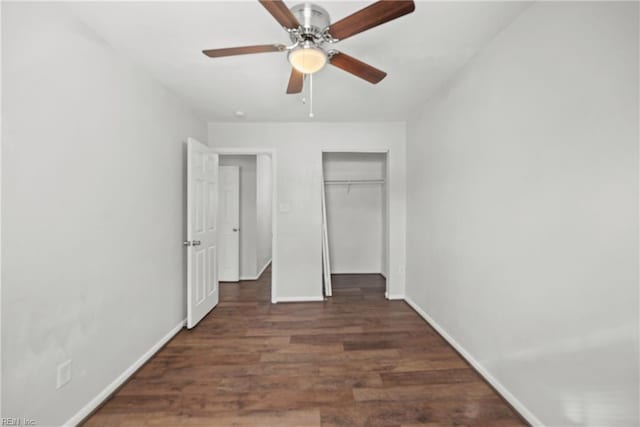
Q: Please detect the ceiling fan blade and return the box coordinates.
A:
[202,44,285,58]
[327,0,415,41]
[286,68,304,94]
[259,0,300,30]
[329,52,387,84]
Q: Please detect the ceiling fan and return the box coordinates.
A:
[202,0,416,95]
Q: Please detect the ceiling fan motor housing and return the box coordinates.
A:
[290,3,331,41]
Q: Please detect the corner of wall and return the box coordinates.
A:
[403,296,542,426]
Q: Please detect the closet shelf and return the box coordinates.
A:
[324,179,385,185]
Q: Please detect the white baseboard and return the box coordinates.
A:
[386,293,404,300]
[240,259,272,281]
[257,259,271,279]
[275,295,324,303]
[64,318,186,426]
[403,297,542,427]
[331,271,384,275]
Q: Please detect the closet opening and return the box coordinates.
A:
[321,151,388,299]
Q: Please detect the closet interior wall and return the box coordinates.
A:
[323,152,388,275]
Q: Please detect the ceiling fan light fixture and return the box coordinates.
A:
[288,44,327,75]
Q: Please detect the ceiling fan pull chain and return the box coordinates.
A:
[301,74,307,104]
[308,73,312,117]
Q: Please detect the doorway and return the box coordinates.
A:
[215,152,275,301]
[321,152,388,297]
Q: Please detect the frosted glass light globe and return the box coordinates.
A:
[288,45,327,74]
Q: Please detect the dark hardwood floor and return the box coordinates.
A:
[83,268,526,426]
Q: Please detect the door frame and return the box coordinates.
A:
[210,148,278,304]
[321,148,391,298]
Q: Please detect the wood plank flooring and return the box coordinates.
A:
[83,269,526,426]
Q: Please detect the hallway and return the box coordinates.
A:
[84,269,525,426]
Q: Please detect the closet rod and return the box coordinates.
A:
[324,179,385,185]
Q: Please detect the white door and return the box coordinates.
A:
[186,138,219,329]
[218,166,240,282]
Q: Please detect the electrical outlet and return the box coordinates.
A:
[57,359,72,389]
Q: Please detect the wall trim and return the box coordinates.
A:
[386,293,405,300]
[240,259,272,281]
[256,258,271,280]
[403,297,542,427]
[331,271,384,275]
[64,318,186,426]
[275,295,324,303]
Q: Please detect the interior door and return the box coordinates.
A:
[218,165,240,282]
[186,138,219,329]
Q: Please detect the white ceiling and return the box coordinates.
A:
[70,1,530,122]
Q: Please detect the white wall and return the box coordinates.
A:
[1,3,205,424]
[208,122,406,300]
[405,2,639,426]
[219,155,257,279]
[256,154,272,273]
[323,153,386,274]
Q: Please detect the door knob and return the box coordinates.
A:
[233,228,239,232]
[193,240,201,246]
[183,240,202,247]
